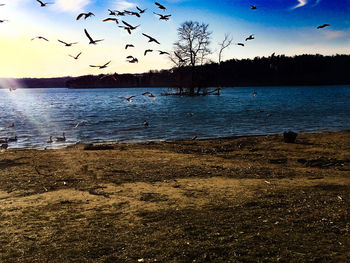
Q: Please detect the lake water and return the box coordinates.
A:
[1,85,350,149]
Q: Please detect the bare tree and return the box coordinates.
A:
[173,21,212,67]
[171,21,212,95]
[218,34,233,64]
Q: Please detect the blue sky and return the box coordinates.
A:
[0,0,349,78]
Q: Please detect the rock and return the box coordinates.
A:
[283,131,298,143]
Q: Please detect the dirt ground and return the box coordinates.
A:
[0,131,350,262]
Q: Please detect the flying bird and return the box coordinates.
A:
[31,36,49,41]
[130,11,141,17]
[69,52,82,60]
[58,40,78,46]
[174,51,186,63]
[36,0,53,7]
[84,29,104,44]
[119,26,132,34]
[108,9,117,16]
[128,57,139,63]
[250,5,258,10]
[120,96,135,102]
[0,4,5,6]
[153,12,171,21]
[116,11,125,16]
[76,12,94,20]
[155,2,166,11]
[125,44,134,49]
[103,18,119,24]
[122,21,139,30]
[237,43,245,46]
[0,19,8,23]
[245,34,255,41]
[100,74,117,81]
[89,61,111,69]
[136,6,147,13]
[142,33,160,44]
[158,50,170,55]
[317,24,330,29]
[144,49,153,56]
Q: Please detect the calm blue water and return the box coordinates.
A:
[1,86,350,149]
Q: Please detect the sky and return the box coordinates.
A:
[0,0,349,78]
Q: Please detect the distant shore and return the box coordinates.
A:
[1,130,350,262]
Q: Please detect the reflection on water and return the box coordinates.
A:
[0,86,350,149]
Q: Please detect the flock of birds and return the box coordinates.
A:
[234,4,330,47]
[1,1,172,71]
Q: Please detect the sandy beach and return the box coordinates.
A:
[1,131,350,262]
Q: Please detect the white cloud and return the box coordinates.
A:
[55,0,90,12]
[114,0,136,10]
[291,0,307,10]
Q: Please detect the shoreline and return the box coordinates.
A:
[1,130,350,262]
[5,128,350,151]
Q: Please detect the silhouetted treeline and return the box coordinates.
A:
[66,54,350,90]
[2,54,349,90]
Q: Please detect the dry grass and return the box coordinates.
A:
[0,131,350,262]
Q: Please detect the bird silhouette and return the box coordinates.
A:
[0,4,5,6]
[90,61,111,69]
[36,0,53,7]
[76,12,94,20]
[144,49,153,56]
[155,2,166,11]
[120,96,135,102]
[124,10,140,17]
[69,52,82,60]
[130,11,141,17]
[128,57,139,63]
[58,40,78,46]
[108,9,117,16]
[47,136,53,143]
[100,74,117,81]
[136,6,147,13]
[0,19,8,23]
[174,52,186,63]
[245,34,255,41]
[8,136,17,142]
[158,50,170,55]
[56,133,66,142]
[116,11,125,16]
[153,12,171,20]
[122,21,139,30]
[317,24,330,29]
[103,18,119,24]
[250,5,258,10]
[119,26,132,34]
[142,33,160,44]
[237,43,245,46]
[31,36,49,41]
[125,44,134,49]
[84,29,104,44]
